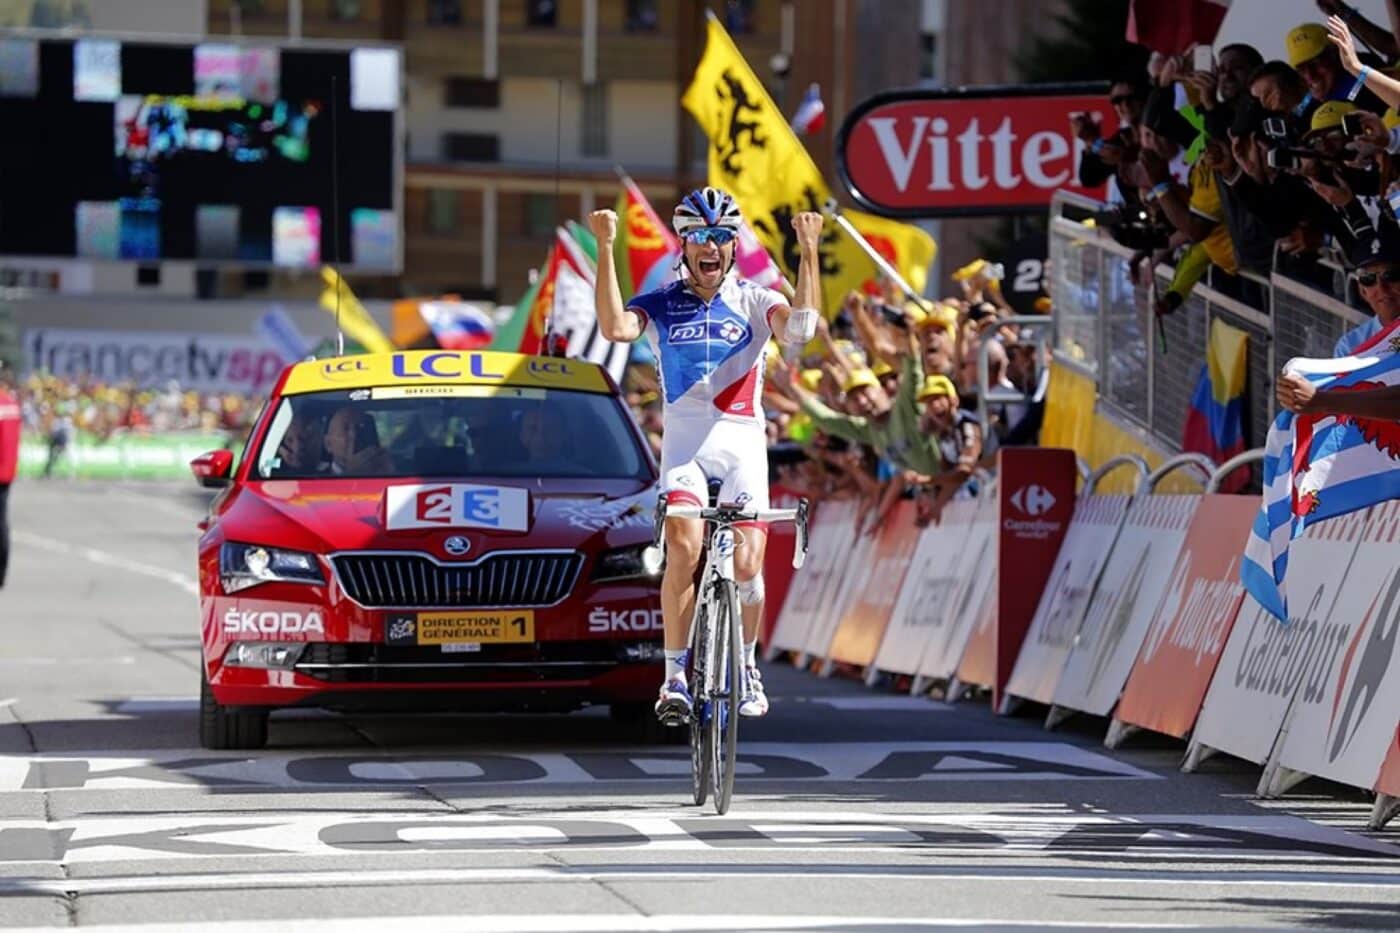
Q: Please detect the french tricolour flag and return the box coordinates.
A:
[420,300,495,350]
[790,83,825,136]
[1242,319,1400,621]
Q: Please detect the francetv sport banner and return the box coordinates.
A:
[836,84,1114,217]
[25,328,286,394]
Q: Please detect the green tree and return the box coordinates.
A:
[1014,0,1148,86]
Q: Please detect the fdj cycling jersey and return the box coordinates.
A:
[628,277,787,424]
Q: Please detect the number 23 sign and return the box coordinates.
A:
[384,483,531,533]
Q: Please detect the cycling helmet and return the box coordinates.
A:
[672,186,743,237]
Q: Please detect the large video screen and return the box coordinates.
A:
[0,35,401,271]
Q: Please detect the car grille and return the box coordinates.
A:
[331,551,583,609]
[294,640,641,684]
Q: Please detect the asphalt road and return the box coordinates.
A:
[2,480,1400,931]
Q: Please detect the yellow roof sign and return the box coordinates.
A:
[280,351,613,396]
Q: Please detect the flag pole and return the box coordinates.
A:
[822,198,931,312]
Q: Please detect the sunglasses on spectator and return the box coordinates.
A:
[1356,267,1400,287]
[1109,94,1138,106]
[683,227,736,245]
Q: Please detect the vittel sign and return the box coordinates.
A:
[836,84,1114,217]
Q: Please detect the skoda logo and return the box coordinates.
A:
[443,536,471,557]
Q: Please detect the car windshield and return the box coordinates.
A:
[252,386,651,480]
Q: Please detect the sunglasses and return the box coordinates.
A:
[1109,94,1138,106]
[683,227,736,246]
[1357,267,1400,287]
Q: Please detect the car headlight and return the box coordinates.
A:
[223,642,306,670]
[592,544,664,583]
[220,542,325,593]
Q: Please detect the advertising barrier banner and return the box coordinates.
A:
[1050,494,1200,718]
[916,496,999,684]
[803,523,878,665]
[760,485,807,646]
[1002,492,1129,707]
[1116,494,1256,739]
[25,327,286,394]
[871,501,968,676]
[828,500,920,668]
[1377,728,1400,798]
[768,500,852,656]
[1191,508,1372,766]
[994,447,1077,708]
[1274,502,1400,792]
[19,432,232,480]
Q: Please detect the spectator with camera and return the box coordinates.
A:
[1073,75,1151,205]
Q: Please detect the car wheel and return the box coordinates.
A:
[199,670,269,750]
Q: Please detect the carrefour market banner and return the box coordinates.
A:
[25,328,286,394]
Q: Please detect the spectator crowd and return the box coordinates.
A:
[1077,0,1400,357]
[624,262,1050,534]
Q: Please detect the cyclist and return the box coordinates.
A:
[588,188,823,723]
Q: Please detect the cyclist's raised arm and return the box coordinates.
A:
[588,209,644,343]
[771,211,824,345]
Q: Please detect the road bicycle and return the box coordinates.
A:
[652,497,809,814]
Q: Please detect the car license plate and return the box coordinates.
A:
[385,611,534,646]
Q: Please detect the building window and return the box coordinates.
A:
[625,0,658,32]
[724,0,755,34]
[920,33,938,81]
[236,0,265,14]
[580,83,607,157]
[427,0,461,25]
[426,189,459,235]
[526,0,557,28]
[525,194,556,237]
[330,0,361,21]
[443,132,499,162]
[445,77,500,108]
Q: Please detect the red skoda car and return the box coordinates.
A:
[191,350,664,748]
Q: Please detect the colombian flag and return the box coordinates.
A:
[1182,318,1249,492]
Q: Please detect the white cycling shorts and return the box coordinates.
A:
[660,416,770,528]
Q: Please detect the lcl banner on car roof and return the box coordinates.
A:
[836,84,1114,218]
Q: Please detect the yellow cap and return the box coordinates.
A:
[952,259,988,282]
[872,360,895,378]
[1385,108,1400,130]
[1286,23,1329,67]
[842,368,880,393]
[799,368,824,392]
[1308,100,1356,135]
[916,373,958,402]
[904,305,929,328]
[1034,296,1053,314]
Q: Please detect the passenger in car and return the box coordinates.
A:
[518,404,576,474]
[324,406,394,475]
[273,409,329,476]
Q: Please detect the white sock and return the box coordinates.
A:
[664,649,686,681]
[744,640,757,668]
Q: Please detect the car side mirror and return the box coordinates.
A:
[191,449,234,488]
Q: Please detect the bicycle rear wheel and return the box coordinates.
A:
[708,578,742,815]
[687,599,711,807]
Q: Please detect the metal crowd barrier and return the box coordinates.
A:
[1046,190,1371,458]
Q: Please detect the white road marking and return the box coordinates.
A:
[0,809,1393,866]
[13,531,198,595]
[0,913,1206,932]
[3,864,1400,899]
[0,742,1161,791]
[0,657,135,666]
[789,696,954,711]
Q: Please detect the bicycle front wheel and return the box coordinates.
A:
[688,598,711,808]
[708,578,742,815]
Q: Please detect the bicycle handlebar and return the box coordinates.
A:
[653,499,811,570]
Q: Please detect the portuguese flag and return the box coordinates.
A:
[613,173,678,302]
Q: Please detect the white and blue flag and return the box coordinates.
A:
[1242,319,1400,621]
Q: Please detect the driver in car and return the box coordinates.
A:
[324,407,394,475]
